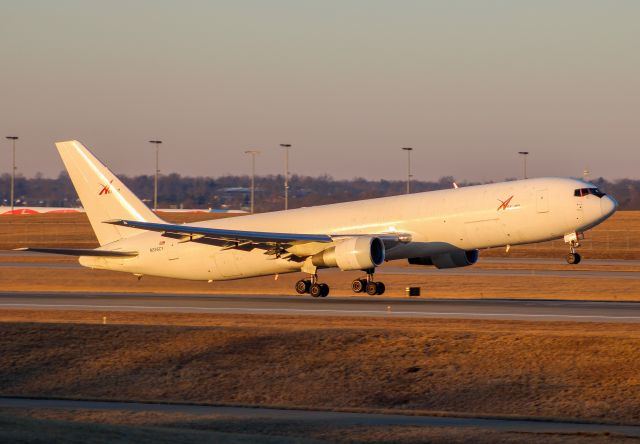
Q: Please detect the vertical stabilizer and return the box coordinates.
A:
[56,140,162,246]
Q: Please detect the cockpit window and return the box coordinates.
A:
[574,188,606,198]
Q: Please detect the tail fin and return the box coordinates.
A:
[56,140,163,246]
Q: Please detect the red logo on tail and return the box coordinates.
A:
[497,195,514,211]
[99,180,114,195]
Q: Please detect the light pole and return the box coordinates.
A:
[245,150,260,213]
[5,136,18,211]
[518,151,529,179]
[280,144,291,210]
[401,147,413,194]
[149,140,162,211]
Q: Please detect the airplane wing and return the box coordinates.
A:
[104,219,409,249]
[15,247,138,257]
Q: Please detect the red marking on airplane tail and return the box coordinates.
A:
[99,180,114,195]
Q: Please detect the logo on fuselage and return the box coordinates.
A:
[98,180,114,195]
[497,195,514,211]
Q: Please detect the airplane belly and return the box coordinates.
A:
[212,250,243,278]
[464,219,506,248]
[209,249,301,281]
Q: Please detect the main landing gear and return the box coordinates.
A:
[351,269,385,296]
[295,275,329,297]
[564,232,582,265]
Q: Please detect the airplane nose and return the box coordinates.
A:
[601,195,618,218]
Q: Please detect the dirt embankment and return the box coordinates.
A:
[1,311,639,424]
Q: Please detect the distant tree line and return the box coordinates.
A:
[1,172,639,212]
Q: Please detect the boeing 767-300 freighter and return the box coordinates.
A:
[21,140,618,297]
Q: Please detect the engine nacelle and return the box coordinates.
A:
[312,236,385,271]
[408,249,479,269]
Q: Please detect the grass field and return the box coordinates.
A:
[1,311,639,424]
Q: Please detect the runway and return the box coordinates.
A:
[1,291,639,322]
[1,397,639,437]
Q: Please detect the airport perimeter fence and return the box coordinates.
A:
[1,220,640,260]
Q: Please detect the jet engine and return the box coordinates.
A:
[312,236,385,271]
[408,249,479,269]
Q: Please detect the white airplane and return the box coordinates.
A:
[22,140,618,297]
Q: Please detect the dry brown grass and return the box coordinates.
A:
[1,311,640,425]
[0,212,236,249]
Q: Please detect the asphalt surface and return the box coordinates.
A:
[1,397,639,437]
[1,291,640,322]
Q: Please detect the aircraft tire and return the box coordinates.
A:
[351,279,366,293]
[375,282,385,295]
[295,279,310,294]
[320,283,330,297]
[366,282,379,296]
[566,253,581,265]
[310,283,323,297]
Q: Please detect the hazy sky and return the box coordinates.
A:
[1,0,639,181]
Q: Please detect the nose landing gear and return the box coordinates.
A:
[352,269,386,295]
[564,232,583,265]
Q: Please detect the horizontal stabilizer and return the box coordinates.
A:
[16,247,138,257]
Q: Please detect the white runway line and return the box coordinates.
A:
[2,303,640,320]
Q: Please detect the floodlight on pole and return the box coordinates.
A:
[245,150,260,214]
[518,151,529,179]
[149,140,162,211]
[5,136,18,212]
[280,144,292,210]
[401,147,413,194]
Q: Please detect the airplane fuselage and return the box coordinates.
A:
[81,177,617,281]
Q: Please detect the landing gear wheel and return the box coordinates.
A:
[319,283,330,297]
[566,252,581,265]
[375,282,386,295]
[366,282,379,296]
[295,279,310,294]
[310,283,323,297]
[351,279,366,293]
